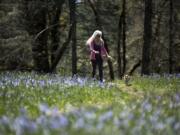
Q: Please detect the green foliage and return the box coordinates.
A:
[0,1,32,70]
[0,0,180,73]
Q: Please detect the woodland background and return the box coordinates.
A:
[0,0,179,79]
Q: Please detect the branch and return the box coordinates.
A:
[34,23,59,41]
[128,60,141,75]
[174,42,180,47]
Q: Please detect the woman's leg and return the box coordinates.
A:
[98,59,103,82]
[91,60,97,78]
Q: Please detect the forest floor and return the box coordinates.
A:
[0,72,179,135]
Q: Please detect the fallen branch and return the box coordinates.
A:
[128,60,141,75]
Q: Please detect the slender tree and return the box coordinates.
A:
[141,0,153,75]
[122,0,127,75]
[117,12,123,78]
[69,0,77,76]
[117,0,126,78]
[152,0,168,73]
[50,0,65,67]
[169,0,173,73]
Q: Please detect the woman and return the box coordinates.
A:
[86,30,111,82]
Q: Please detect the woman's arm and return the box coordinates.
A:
[89,42,99,54]
[101,42,112,60]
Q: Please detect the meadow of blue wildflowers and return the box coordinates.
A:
[0,72,179,135]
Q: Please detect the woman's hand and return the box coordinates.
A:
[102,55,113,61]
[107,55,113,60]
[94,50,99,54]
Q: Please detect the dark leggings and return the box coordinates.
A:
[91,59,103,82]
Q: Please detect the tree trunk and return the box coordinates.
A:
[50,23,74,72]
[169,0,173,73]
[152,0,168,73]
[117,0,126,78]
[69,0,77,76]
[50,5,63,68]
[88,0,114,80]
[141,0,152,75]
[49,1,76,73]
[117,13,123,78]
[122,0,127,75]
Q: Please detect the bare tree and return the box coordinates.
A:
[169,0,174,73]
[141,0,153,75]
[50,0,65,68]
[122,0,127,75]
[117,12,123,78]
[69,0,77,76]
[151,0,168,73]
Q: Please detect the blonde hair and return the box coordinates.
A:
[86,30,104,46]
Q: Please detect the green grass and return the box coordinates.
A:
[0,72,179,135]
